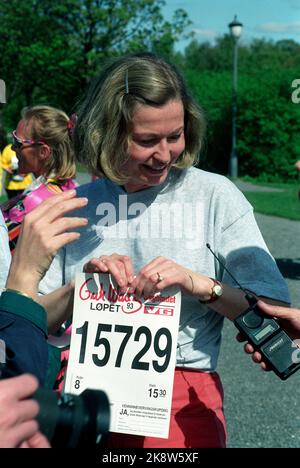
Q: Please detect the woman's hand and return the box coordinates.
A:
[131,256,214,299]
[0,375,51,448]
[83,254,135,294]
[6,190,88,298]
[83,255,215,299]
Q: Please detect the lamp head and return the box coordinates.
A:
[229,15,243,39]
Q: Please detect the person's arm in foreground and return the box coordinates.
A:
[17,190,87,333]
[6,189,87,298]
[6,190,87,334]
[0,191,87,381]
[236,300,300,370]
[37,281,75,334]
[0,374,50,448]
[0,192,87,448]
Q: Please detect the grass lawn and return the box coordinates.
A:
[242,187,300,221]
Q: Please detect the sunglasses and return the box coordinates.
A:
[12,130,46,149]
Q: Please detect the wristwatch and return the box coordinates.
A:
[199,278,223,304]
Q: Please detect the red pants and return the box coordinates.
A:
[105,369,227,448]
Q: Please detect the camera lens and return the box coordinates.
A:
[34,388,110,448]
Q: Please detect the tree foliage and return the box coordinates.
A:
[237,69,300,181]
[182,36,300,72]
[180,36,300,181]
[0,0,190,130]
[1,2,299,181]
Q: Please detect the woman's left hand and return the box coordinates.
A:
[131,256,213,299]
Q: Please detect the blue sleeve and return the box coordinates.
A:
[0,292,48,385]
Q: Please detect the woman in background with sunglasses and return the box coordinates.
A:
[1,105,77,254]
[0,105,78,389]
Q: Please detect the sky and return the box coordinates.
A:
[163,0,300,49]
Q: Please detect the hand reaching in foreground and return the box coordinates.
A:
[6,190,88,298]
[0,374,50,448]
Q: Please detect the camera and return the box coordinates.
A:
[34,388,110,448]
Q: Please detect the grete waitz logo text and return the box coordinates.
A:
[78,277,175,316]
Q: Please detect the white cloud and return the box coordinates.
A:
[192,28,217,39]
[256,22,300,33]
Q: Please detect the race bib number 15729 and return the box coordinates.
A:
[65,273,181,439]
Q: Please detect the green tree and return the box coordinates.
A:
[181,35,300,181]
[237,69,300,181]
[0,0,190,129]
[183,36,300,74]
[184,68,232,174]
[183,67,300,181]
[184,35,250,72]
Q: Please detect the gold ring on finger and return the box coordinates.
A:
[157,272,164,282]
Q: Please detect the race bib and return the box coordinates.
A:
[65,273,181,438]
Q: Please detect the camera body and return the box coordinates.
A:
[34,388,110,448]
[234,298,300,380]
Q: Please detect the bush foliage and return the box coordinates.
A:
[184,68,300,181]
[180,38,300,181]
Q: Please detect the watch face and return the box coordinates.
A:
[214,285,223,297]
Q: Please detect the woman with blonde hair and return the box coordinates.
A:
[1,105,77,253]
[39,53,290,447]
[0,105,78,389]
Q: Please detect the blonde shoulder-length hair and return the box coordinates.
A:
[22,105,76,180]
[74,53,206,185]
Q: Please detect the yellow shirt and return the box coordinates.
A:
[1,144,33,191]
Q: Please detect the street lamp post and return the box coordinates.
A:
[228,15,243,178]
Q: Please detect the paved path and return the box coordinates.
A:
[234,180,285,193]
